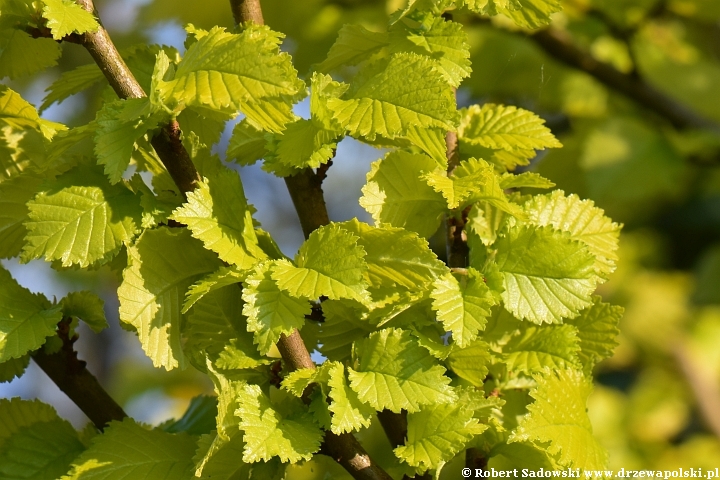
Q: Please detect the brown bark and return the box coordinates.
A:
[31,319,126,431]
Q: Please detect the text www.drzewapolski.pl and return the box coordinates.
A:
[461,468,720,479]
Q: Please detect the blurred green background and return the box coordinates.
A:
[3,0,720,474]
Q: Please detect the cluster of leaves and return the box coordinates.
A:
[0,0,625,478]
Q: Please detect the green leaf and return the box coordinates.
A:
[41,0,99,40]
[60,291,107,333]
[424,157,524,216]
[403,125,449,169]
[431,269,495,347]
[491,225,598,324]
[309,72,347,132]
[524,190,622,279]
[194,431,285,480]
[210,374,247,440]
[272,118,339,169]
[271,224,368,302]
[458,104,561,152]
[499,172,555,190]
[0,398,60,447]
[327,53,458,140]
[502,324,581,374]
[118,227,221,370]
[496,0,563,29]
[0,418,85,480]
[308,300,377,362]
[460,0,510,15]
[509,369,608,469]
[445,340,492,386]
[394,402,486,471]
[185,286,271,370]
[0,266,61,362]
[348,328,455,413]
[94,98,166,184]
[235,384,323,463]
[159,25,304,132]
[176,107,230,149]
[163,395,217,436]
[0,354,29,383]
[466,201,508,247]
[282,368,320,397]
[171,168,267,269]
[0,127,40,185]
[0,29,61,80]
[0,85,65,139]
[565,297,622,375]
[316,24,389,73]
[39,64,103,113]
[458,141,536,172]
[64,419,196,479]
[327,362,375,434]
[389,14,471,87]
[338,219,447,291]
[226,120,267,165]
[23,164,143,267]
[360,151,446,238]
[0,397,60,452]
[487,442,556,470]
[192,431,250,479]
[0,398,85,479]
[0,173,42,259]
[183,265,248,313]
[242,261,311,355]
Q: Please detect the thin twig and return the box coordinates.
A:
[528,27,718,131]
[443,79,489,470]
[228,2,396,479]
[75,0,201,194]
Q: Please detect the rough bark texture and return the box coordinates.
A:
[32,319,127,431]
[230,0,265,25]
[77,0,201,195]
[228,2,398,480]
[321,432,394,480]
[284,170,332,239]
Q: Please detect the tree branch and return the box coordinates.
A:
[230,0,264,25]
[284,170,332,239]
[28,0,206,430]
[31,319,127,431]
[444,85,488,470]
[528,27,718,131]
[227,2,396,479]
[445,128,470,269]
[75,0,201,194]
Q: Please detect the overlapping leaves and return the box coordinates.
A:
[348,328,455,413]
[171,168,267,269]
[327,52,458,140]
[158,25,304,132]
[118,228,221,370]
